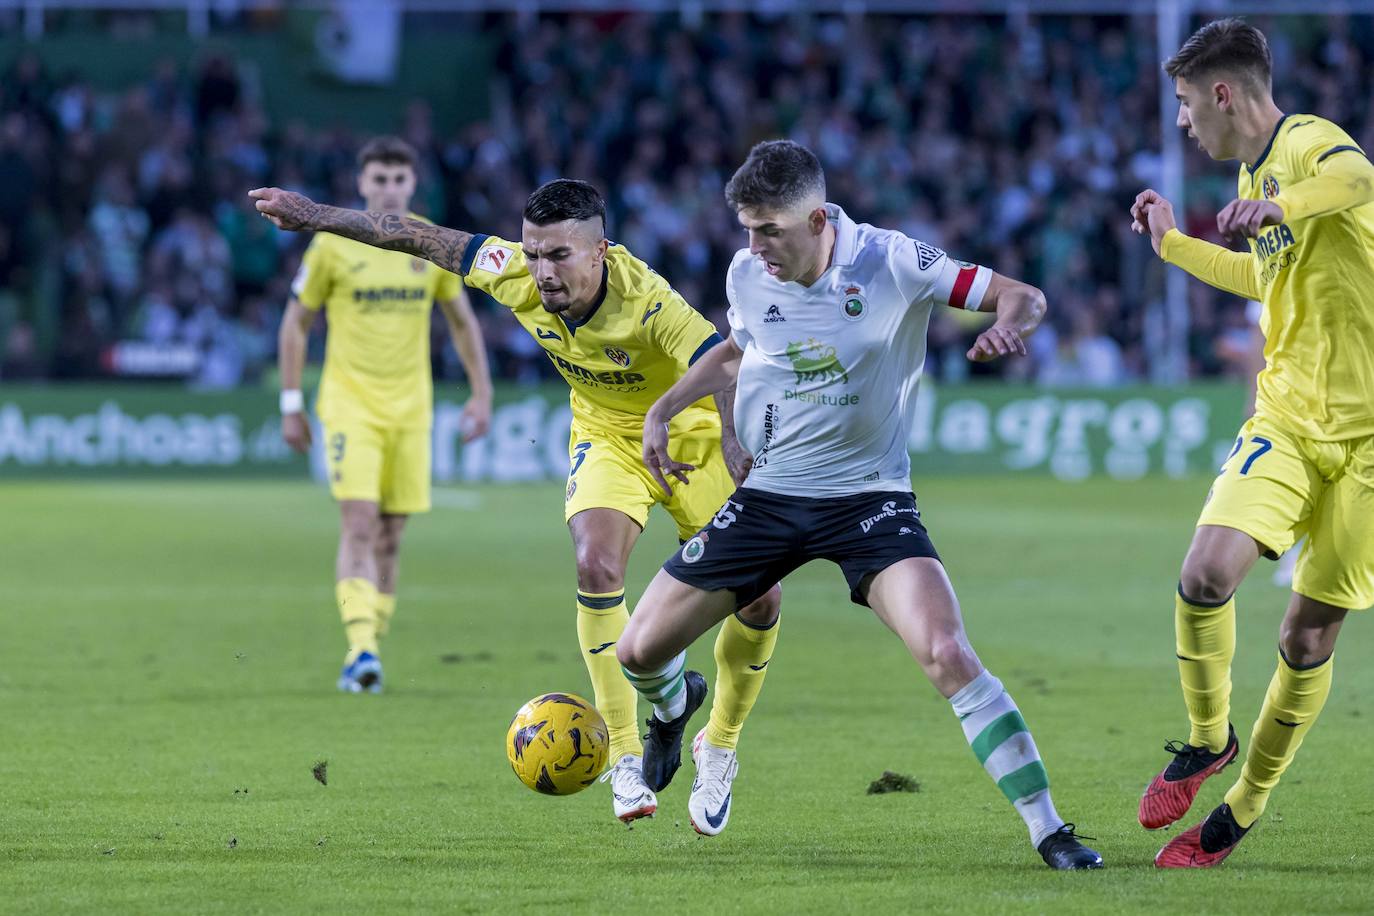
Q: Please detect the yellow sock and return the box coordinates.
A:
[337,577,380,661]
[704,613,780,751]
[1176,586,1236,752]
[1224,651,1334,827]
[576,590,640,763]
[375,592,397,639]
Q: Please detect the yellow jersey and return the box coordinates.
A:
[458,234,722,439]
[293,223,462,430]
[1241,114,1374,440]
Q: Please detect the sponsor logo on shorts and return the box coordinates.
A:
[859,500,920,534]
[682,536,706,564]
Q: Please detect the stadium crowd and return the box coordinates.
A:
[2,12,1372,387]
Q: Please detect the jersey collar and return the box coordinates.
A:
[560,263,610,336]
[826,203,859,269]
[1246,114,1289,176]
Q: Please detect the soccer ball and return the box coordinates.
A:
[506,692,609,795]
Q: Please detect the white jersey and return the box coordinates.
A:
[727,204,992,497]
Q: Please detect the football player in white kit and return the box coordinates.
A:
[616,141,1102,869]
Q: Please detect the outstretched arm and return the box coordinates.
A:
[644,337,743,495]
[1132,188,1261,300]
[250,187,475,274]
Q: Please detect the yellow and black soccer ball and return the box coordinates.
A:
[506,692,609,795]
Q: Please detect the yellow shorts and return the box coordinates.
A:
[1198,414,1374,609]
[322,421,431,515]
[563,424,735,541]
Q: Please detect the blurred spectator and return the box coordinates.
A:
[1,12,1368,386]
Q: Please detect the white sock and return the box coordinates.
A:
[950,669,1064,847]
[622,652,688,722]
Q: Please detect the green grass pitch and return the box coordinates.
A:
[3,477,1371,914]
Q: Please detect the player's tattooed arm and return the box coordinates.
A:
[249,187,475,274]
[713,384,753,485]
[966,273,1044,362]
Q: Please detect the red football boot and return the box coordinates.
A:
[1139,724,1238,829]
[1155,803,1252,868]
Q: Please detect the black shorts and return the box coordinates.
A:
[662,487,940,609]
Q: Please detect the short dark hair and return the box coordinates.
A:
[523,179,607,232]
[1165,18,1271,89]
[357,136,418,171]
[724,140,826,213]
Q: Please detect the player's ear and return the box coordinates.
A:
[1213,80,1231,111]
[809,207,827,236]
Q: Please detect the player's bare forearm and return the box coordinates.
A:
[318,208,473,273]
[648,337,741,426]
[251,187,475,274]
[440,295,494,401]
[277,298,313,391]
[966,273,1042,362]
[982,274,1046,338]
[713,383,753,484]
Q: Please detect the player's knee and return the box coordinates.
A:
[615,635,648,673]
[736,585,781,629]
[1178,558,1236,605]
[922,634,978,684]
[1277,620,1336,667]
[574,550,624,595]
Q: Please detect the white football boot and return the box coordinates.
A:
[599,753,657,824]
[688,728,739,836]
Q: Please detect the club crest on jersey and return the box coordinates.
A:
[1262,174,1280,199]
[841,286,866,321]
[603,346,631,368]
[409,257,427,274]
[764,304,786,323]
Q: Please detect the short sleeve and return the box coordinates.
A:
[1285,117,1365,179]
[291,235,333,310]
[646,290,722,372]
[458,234,536,309]
[433,265,463,302]
[725,254,753,350]
[892,235,992,311]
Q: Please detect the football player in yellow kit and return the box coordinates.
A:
[1131,19,1374,866]
[253,178,782,830]
[276,137,493,694]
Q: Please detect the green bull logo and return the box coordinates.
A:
[785,338,849,386]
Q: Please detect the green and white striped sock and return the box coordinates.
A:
[623,651,688,722]
[951,669,1062,847]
